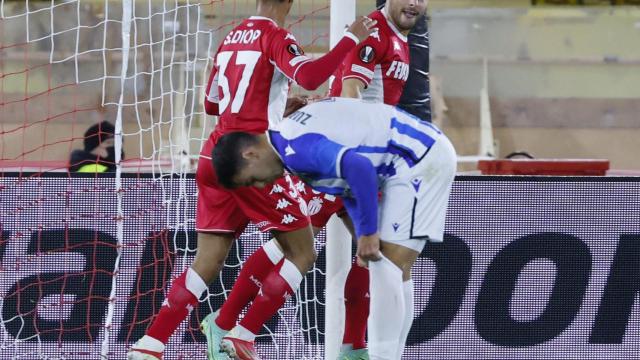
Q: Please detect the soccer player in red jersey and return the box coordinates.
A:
[327,1,428,359]
[126,1,376,359]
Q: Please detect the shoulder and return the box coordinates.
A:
[269,27,300,45]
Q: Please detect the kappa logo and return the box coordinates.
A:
[393,40,401,51]
[392,223,400,232]
[276,198,292,210]
[359,45,375,64]
[285,33,297,42]
[281,214,298,224]
[283,291,292,301]
[370,29,381,41]
[295,181,306,194]
[162,299,170,308]
[270,184,285,194]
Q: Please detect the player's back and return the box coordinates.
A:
[280,98,441,169]
[209,17,292,137]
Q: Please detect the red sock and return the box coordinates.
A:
[147,269,203,344]
[216,242,283,330]
[343,261,370,350]
[238,259,302,335]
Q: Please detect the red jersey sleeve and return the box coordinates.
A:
[339,31,387,87]
[204,64,220,115]
[268,29,312,81]
[269,28,359,90]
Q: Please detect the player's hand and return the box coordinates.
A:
[347,16,378,43]
[356,233,382,265]
[284,95,309,117]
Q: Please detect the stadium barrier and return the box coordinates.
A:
[1,174,639,359]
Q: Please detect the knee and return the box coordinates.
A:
[282,247,316,273]
[298,248,317,273]
[192,235,233,283]
[191,255,224,284]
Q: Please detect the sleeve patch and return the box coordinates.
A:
[359,45,376,64]
[288,44,304,56]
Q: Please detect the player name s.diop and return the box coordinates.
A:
[223,29,262,46]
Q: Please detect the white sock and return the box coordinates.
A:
[367,255,405,360]
[396,279,414,359]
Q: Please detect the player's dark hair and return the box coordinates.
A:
[212,132,259,189]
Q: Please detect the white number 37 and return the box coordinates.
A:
[214,50,261,114]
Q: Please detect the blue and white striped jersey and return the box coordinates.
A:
[268,97,443,196]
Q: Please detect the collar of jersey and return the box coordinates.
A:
[380,8,408,43]
[248,16,277,26]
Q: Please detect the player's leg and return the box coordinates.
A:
[128,232,234,358]
[225,225,315,330]
[341,260,371,358]
[369,135,457,360]
[129,146,246,360]
[336,213,371,358]
[219,176,315,359]
[213,238,284,332]
[300,188,373,359]
[211,180,337,333]
[368,242,420,360]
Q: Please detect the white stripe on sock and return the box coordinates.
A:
[262,238,284,264]
[186,267,208,298]
[279,259,303,291]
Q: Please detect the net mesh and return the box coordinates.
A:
[0,1,331,359]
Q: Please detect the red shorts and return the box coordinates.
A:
[289,177,345,228]
[196,136,311,236]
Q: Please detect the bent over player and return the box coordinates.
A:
[213,98,457,360]
[127,1,376,359]
[328,0,427,357]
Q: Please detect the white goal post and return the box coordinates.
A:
[325,1,356,359]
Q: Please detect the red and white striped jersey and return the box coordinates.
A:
[205,16,313,138]
[329,9,410,105]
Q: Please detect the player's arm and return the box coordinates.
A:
[338,30,386,99]
[339,150,381,262]
[340,78,366,99]
[203,65,220,115]
[283,95,309,117]
[284,135,380,255]
[271,17,376,91]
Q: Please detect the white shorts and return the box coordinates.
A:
[378,135,457,253]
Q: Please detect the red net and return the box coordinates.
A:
[1,1,331,359]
